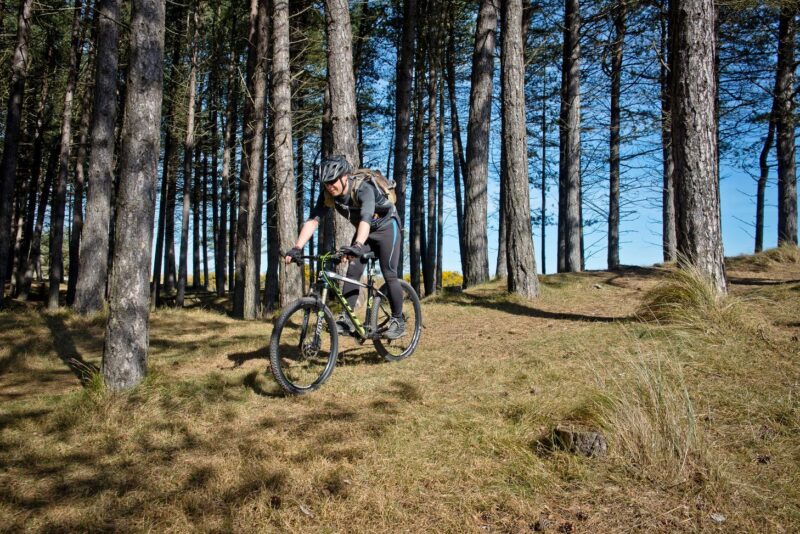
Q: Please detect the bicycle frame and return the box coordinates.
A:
[307,252,389,341]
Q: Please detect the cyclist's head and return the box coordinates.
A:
[316,155,352,185]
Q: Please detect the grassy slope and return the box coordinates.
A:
[1,250,799,533]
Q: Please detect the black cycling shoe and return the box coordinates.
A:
[336,313,355,336]
[383,316,406,340]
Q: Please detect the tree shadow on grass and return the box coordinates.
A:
[728,276,800,286]
[42,314,99,386]
[440,292,628,323]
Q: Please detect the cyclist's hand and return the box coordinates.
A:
[339,242,365,261]
[284,247,303,265]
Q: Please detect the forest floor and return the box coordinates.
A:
[1,248,799,533]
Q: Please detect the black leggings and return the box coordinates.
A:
[342,217,403,317]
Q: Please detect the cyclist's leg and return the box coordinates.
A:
[371,218,403,317]
[342,245,370,311]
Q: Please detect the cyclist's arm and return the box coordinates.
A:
[293,219,319,250]
[353,185,375,244]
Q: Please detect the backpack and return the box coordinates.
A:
[324,168,397,208]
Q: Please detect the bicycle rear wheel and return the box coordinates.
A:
[369,280,422,362]
[269,297,339,394]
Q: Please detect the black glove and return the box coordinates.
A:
[339,242,365,258]
[284,247,303,263]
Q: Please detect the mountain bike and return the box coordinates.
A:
[269,250,422,395]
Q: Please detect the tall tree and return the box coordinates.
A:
[607,0,626,270]
[558,0,582,273]
[15,29,57,299]
[103,0,166,390]
[446,19,467,278]
[756,100,777,253]
[233,0,269,319]
[424,15,439,297]
[220,4,242,296]
[67,46,96,307]
[49,0,87,310]
[0,0,33,308]
[670,0,726,293]
[502,0,539,298]
[272,0,302,306]
[660,0,677,262]
[324,0,360,253]
[177,1,200,308]
[392,0,416,277]
[462,0,497,287]
[775,4,797,246]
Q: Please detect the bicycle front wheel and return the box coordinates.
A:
[370,280,422,362]
[269,297,339,394]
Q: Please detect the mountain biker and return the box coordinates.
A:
[283,155,405,340]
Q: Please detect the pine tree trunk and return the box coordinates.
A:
[103,0,165,391]
[49,0,87,310]
[15,32,56,298]
[756,103,777,253]
[660,0,677,262]
[67,56,95,307]
[463,0,497,287]
[410,28,426,296]
[559,0,582,273]
[151,31,183,308]
[273,0,302,307]
[0,0,33,308]
[424,41,438,297]
[202,150,209,289]
[193,144,202,289]
[234,0,269,319]
[670,0,726,293]
[776,5,797,246]
[220,9,241,295]
[437,82,444,290]
[502,0,539,299]
[392,0,416,278]
[496,12,507,281]
[446,26,467,279]
[540,69,547,275]
[607,0,625,271]
[177,4,199,307]
[324,0,360,255]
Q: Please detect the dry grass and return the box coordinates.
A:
[1,250,799,532]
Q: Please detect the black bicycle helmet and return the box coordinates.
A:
[316,155,353,184]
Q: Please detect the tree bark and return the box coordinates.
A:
[446,25,467,279]
[392,0,416,278]
[219,5,241,296]
[15,31,56,298]
[670,0,726,293]
[660,0,676,262]
[151,23,184,308]
[272,0,302,307]
[0,0,33,308]
[425,33,438,297]
[234,0,269,319]
[540,68,547,275]
[437,81,444,290]
[67,48,96,307]
[49,0,87,310]
[502,0,539,299]
[202,149,209,288]
[756,102,777,253]
[559,0,582,273]
[607,0,625,270]
[103,0,165,391]
[463,0,497,287]
[410,24,426,296]
[776,5,797,246]
[324,0,360,254]
[177,3,200,307]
